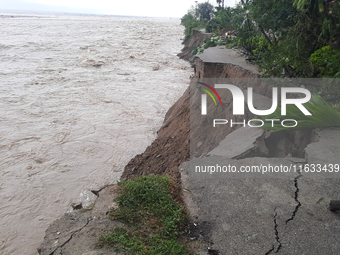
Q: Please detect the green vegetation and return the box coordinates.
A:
[181,0,340,79]
[180,1,214,38]
[97,175,190,255]
[181,13,207,38]
[262,94,340,132]
[190,36,228,55]
[181,0,340,132]
[309,45,340,78]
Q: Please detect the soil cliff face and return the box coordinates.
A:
[122,33,264,182]
[192,56,259,79]
[177,30,212,61]
[122,33,313,182]
[121,31,215,181]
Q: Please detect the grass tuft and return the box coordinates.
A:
[98,175,190,254]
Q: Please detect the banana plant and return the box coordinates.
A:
[262,94,340,132]
[293,0,324,12]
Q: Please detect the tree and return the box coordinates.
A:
[197,2,214,20]
[216,0,224,8]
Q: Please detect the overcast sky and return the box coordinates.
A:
[0,0,238,17]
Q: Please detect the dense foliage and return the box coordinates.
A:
[181,0,340,79]
[181,0,340,131]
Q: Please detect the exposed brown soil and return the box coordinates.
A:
[122,35,262,183]
[121,30,217,183]
[115,35,199,204]
[177,30,213,61]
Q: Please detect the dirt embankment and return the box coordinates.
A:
[121,30,219,183]
[121,30,262,182]
[177,30,212,61]
[123,31,261,182]
[122,30,314,182]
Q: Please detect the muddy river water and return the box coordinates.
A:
[0,13,191,254]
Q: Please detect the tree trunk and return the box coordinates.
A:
[258,24,273,46]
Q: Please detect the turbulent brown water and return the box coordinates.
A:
[0,13,191,255]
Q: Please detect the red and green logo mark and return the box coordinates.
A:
[197,82,222,106]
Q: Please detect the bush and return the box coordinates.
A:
[205,17,223,33]
[181,13,207,38]
[309,46,340,78]
[190,37,227,56]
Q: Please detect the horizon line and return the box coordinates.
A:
[0,9,181,19]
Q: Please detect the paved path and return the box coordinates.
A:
[182,128,340,255]
[198,47,260,75]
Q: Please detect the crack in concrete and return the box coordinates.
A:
[266,170,302,254]
[265,245,274,255]
[49,217,91,255]
[286,174,302,225]
[265,208,282,254]
[273,208,282,253]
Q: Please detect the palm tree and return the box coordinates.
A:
[216,0,222,8]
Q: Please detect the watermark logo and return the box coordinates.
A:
[197,82,222,115]
[198,83,312,128]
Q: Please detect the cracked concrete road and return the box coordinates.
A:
[182,128,340,254]
[196,47,260,75]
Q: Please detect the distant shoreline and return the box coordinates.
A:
[0,9,180,19]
